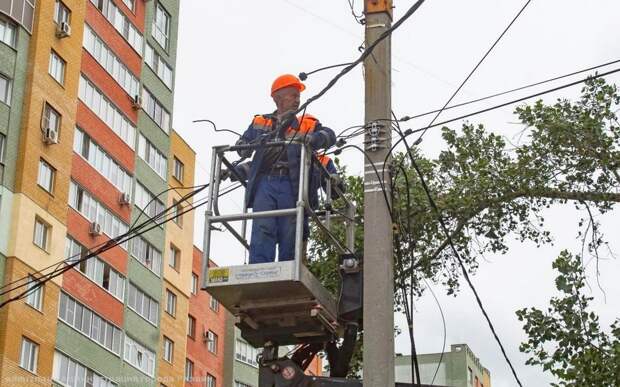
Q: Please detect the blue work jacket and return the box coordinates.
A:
[236,114,336,209]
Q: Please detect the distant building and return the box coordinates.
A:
[395,344,491,387]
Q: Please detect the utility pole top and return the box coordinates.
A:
[364,0,393,17]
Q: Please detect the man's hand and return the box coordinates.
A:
[304,132,326,149]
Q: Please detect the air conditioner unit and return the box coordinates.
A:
[56,22,71,38]
[43,127,59,144]
[131,94,142,110]
[89,222,102,236]
[119,192,131,205]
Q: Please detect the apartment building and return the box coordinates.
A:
[0,1,229,386]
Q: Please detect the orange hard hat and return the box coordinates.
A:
[271,74,305,96]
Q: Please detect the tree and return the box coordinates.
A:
[516,251,620,386]
[307,77,620,377]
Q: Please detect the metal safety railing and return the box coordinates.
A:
[201,139,356,287]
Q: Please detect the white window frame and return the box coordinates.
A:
[33,218,50,251]
[54,0,71,25]
[127,282,159,326]
[184,359,193,382]
[190,273,198,295]
[25,276,43,311]
[165,289,176,317]
[19,337,39,373]
[187,315,196,339]
[37,159,55,193]
[43,103,61,133]
[173,157,184,182]
[207,374,216,387]
[207,330,218,354]
[168,244,179,271]
[137,134,167,179]
[0,18,17,47]
[163,336,173,363]
[141,87,170,133]
[49,50,66,85]
[0,133,5,182]
[130,236,162,276]
[123,335,155,377]
[152,2,170,51]
[209,295,219,312]
[53,351,118,387]
[0,73,11,105]
[144,43,173,89]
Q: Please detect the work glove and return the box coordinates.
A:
[304,132,326,149]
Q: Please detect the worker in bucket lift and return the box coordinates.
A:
[230,74,336,264]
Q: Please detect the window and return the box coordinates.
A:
[89,0,143,55]
[0,133,5,181]
[207,374,216,387]
[127,282,159,325]
[163,336,173,363]
[58,292,122,354]
[137,134,167,178]
[25,276,43,311]
[141,87,170,133]
[168,244,179,271]
[190,273,198,295]
[144,44,173,89]
[121,0,135,12]
[207,331,218,354]
[209,295,219,312]
[165,289,176,317]
[187,315,196,339]
[153,3,170,50]
[235,382,254,387]
[69,181,130,245]
[3,0,34,32]
[468,367,473,385]
[0,18,17,47]
[0,74,11,105]
[66,237,125,300]
[83,25,140,96]
[19,337,38,373]
[130,236,162,276]
[37,159,55,193]
[53,351,117,387]
[124,336,155,377]
[49,51,66,85]
[172,199,182,226]
[54,1,71,25]
[235,339,260,367]
[184,359,193,382]
[42,103,61,133]
[79,75,136,149]
[33,218,50,251]
[73,128,133,195]
[173,157,184,182]
[134,182,165,219]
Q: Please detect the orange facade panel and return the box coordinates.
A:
[76,103,135,172]
[80,51,138,125]
[187,247,228,384]
[66,210,128,274]
[61,269,124,327]
[70,154,131,224]
[85,3,142,76]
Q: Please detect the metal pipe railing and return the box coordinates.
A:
[202,139,356,288]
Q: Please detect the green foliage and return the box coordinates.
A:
[516,251,620,386]
[306,77,620,378]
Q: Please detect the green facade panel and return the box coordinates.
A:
[0,24,30,191]
[55,322,123,381]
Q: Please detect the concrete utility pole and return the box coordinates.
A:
[363,1,394,386]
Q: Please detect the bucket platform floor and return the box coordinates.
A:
[204,261,340,347]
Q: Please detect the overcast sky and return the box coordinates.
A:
[172,1,620,385]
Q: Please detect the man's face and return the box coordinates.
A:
[273,86,300,115]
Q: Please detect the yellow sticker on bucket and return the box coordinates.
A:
[208,268,230,283]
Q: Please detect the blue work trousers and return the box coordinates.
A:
[249,175,307,264]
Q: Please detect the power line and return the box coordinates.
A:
[296,0,427,114]
[397,136,524,386]
[415,0,534,142]
[399,57,620,122]
[379,66,620,162]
